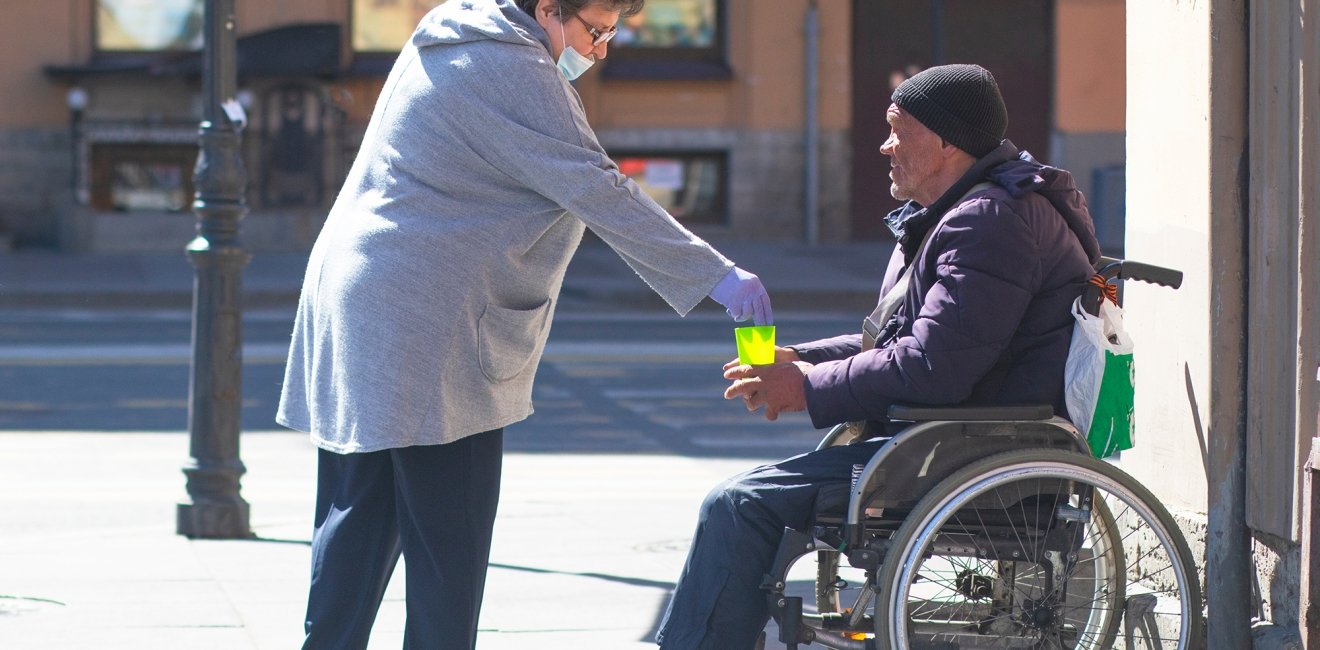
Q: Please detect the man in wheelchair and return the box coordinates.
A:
[654,64,1103,649]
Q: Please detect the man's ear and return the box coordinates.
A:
[940,138,961,159]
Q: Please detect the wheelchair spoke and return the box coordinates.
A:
[995,488,1035,569]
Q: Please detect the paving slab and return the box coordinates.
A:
[0,431,788,649]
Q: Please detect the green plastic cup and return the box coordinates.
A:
[735,325,776,365]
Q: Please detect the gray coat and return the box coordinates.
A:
[277,0,732,452]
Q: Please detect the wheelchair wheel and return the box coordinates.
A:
[874,449,1201,649]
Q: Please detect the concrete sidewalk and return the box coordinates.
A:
[0,238,893,314]
[0,431,785,649]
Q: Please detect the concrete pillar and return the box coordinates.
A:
[1125,0,1249,646]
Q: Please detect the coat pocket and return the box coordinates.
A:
[477,299,552,383]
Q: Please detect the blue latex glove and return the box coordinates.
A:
[708,266,773,325]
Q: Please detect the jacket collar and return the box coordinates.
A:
[884,140,1020,263]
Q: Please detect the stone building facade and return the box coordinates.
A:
[0,0,1121,253]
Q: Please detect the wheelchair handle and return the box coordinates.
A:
[1096,256,1183,289]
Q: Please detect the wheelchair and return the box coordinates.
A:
[760,258,1203,650]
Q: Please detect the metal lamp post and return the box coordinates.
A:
[177,0,252,538]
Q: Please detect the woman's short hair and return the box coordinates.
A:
[516,0,646,19]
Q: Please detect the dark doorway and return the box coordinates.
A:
[260,82,328,208]
[850,0,1054,239]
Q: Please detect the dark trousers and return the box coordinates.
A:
[655,439,885,650]
[302,429,503,650]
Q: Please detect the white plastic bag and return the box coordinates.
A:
[1064,296,1136,457]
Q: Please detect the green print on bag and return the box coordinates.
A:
[1086,350,1135,458]
[1064,296,1137,458]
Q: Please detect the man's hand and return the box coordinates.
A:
[721,346,801,372]
[723,359,812,421]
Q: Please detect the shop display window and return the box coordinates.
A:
[613,152,726,225]
[90,143,197,213]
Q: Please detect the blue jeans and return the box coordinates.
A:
[302,429,503,650]
[656,440,885,650]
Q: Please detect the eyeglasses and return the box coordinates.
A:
[568,12,618,47]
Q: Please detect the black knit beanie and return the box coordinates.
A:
[891,64,1008,158]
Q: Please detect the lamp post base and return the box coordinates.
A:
[176,499,252,539]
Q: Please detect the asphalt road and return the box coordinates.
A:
[0,306,858,459]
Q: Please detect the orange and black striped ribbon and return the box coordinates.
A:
[1089,274,1119,305]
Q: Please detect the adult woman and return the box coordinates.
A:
[277,0,771,647]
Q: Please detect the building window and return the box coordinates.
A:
[95,0,204,53]
[352,0,447,53]
[617,0,718,48]
[615,152,727,225]
[604,0,729,79]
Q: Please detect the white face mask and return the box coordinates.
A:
[556,9,595,80]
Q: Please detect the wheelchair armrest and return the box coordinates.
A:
[887,403,1055,422]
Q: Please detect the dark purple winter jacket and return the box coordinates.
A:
[793,142,1101,429]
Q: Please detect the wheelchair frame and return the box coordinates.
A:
[758,258,1203,650]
